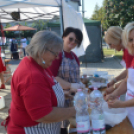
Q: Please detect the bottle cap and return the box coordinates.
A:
[77,89,82,92]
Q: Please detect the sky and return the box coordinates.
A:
[79,0,104,19]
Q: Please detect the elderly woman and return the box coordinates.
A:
[105,22,134,128]
[6,31,75,134]
[104,26,133,94]
[49,27,85,134]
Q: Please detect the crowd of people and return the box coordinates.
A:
[0,21,134,134]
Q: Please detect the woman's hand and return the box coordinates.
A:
[107,80,115,88]
[103,86,115,101]
[64,90,74,99]
[107,99,123,108]
[105,92,117,102]
[70,82,85,92]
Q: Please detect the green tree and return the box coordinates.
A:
[91,4,101,20]
[20,21,35,38]
[32,20,49,31]
[4,23,14,38]
[91,4,107,30]
[91,0,134,30]
[105,0,134,27]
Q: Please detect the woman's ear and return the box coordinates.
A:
[62,37,65,41]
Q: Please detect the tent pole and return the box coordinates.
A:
[18,8,21,47]
[60,0,64,36]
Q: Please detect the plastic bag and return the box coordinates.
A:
[102,102,127,127]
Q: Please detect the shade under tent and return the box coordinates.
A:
[0,0,90,58]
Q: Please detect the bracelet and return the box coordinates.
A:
[113,84,116,90]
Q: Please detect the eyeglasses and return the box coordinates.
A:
[69,37,80,44]
[46,49,59,57]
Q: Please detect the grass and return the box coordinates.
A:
[103,48,123,60]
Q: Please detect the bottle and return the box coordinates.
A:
[83,88,89,100]
[74,89,91,134]
[89,88,106,134]
[88,87,103,110]
[90,109,106,134]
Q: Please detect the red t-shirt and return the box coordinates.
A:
[49,51,80,77]
[7,57,57,134]
[123,49,134,68]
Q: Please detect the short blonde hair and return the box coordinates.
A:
[122,22,134,48]
[105,26,122,46]
[26,31,63,59]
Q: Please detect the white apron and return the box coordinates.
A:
[126,68,134,128]
[24,79,65,134]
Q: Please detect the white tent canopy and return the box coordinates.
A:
[0,0,61,8]
[62,0,90,57]
[0,7,60,23]
[0,0,61,23]
[0,0,90,57]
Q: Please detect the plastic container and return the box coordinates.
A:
[90,109,106,134]
[81,69,97,76]
[74,89,91,134]
[0,96,5,109]
[94,71,108,77]
[88,87,103,110]
[102,102,127,127]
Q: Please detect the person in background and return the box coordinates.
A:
[10,36,18,59]
[105,22,134,128]
[20,35,27,56]
[27,37,31,45]
[49,27,85,134]
[0,46,6,89]
[104,26,133,95]
[4,31,76,134]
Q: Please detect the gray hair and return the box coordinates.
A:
[26,30,63,59]
[122,22,134,50]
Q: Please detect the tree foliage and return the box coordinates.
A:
[91,4,108,30]
[91,0,134,30]
[32,20,49,31]
[21,21,35,38]
[105,0,134,27]
[4,23,14,38]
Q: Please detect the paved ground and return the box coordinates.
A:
[0,56,125,134]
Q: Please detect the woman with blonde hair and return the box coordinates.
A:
[105,22,134,128]
[104,26,133,94]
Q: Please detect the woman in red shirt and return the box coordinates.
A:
[4,31,76,134]
[105,22,134,128]
[104,26,133,91]
[0,46,6,89]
